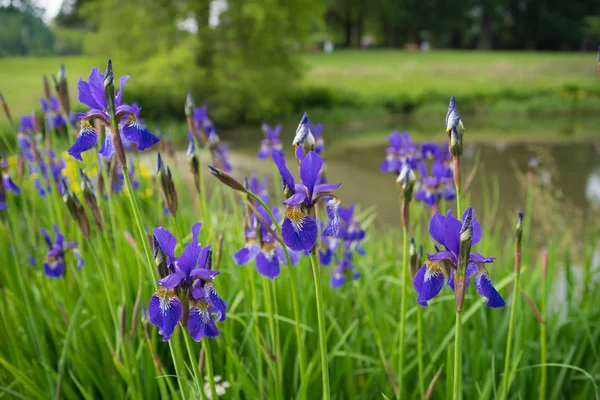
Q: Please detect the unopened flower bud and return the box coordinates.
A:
[515,211,524,246]
[292,112,315,153]
[446,96,464,157]
[209,165,247,193]
[62,179,90,239]
[80,169,103,231]
[185,93,195,117]
[156,153,178,217]
[42,75,51,100]
[397,163,416,203]
[458,207,474,281]
[153,235,169,278]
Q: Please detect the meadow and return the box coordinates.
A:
[0,56,599,400]
[1,50,599,127]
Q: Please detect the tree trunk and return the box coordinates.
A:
[344,15,352,47]
[477,0,493,49]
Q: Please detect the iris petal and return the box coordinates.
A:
[188,305,219,341]
[153,227,177,258]
[474,270,505,308]
[233,243,260,265]
[98,132,115,159]
[281,210,318,252]
[148,289,182,341]
[299,151,323,198]
[67,123,98,161]
[256,250,280,279]
[429,211,446,245]
[77,77,103,110]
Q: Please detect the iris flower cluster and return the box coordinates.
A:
[40,96,68,131]
[67,65,160,162]
[193,105,232,172]
[318,205,366,288]
[149,223,226,341]
[40,224,84,278]
[257,123,284,159]
[234,202,300,279]
[413,208,505,308]
[1,157,20,210]
[380,130,456,208]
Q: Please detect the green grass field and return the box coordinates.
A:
[1,50,598,122]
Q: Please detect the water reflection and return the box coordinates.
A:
[230,138,600,229]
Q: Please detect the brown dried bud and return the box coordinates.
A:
[0,92,14,127]
[62,179,90,239]
[209,165,247,193]
[81,169,103,231]
[156,153,178,217]
[42,75,51,100]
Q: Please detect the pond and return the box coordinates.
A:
[215,116,600,236]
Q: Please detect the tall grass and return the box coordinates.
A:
[1,75,599,400]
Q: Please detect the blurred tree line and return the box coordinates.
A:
[1,0,599,124]
[325,0,600,50]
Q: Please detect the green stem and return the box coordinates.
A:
[203,338,218,400]
[248,266,265,400]
[246,191,307,380]
[453,310,463,400]
[309,253,330,400]
[183,332,202,397]
[453,158,463,400]
[416,307,425,400]
[262,276,283,400]
[540,274,547,400]
[502,273,520,400]
[398,225,409,398]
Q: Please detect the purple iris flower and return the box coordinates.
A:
[247,174,270,204]
[413,208,505,308]
[234,207,300,279]
[318,234,338,266]
[40,224,84,278]
[380,130,419,174]
[308,122,325,155]
[338,205,366,247]
[272,151,340,252]
[67,67,159,161]
[149,223,226,341]
[20,115,35,134]
[421,143,441,160]
[1,159,20,195]
[258,123,284,159]
[331,250,360,289]
[40,96,67,130]
[415,162,456,207]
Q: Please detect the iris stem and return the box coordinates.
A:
[246,191,307,380]
[309,252,331,400]
[203,338,218,400]
[502,272,520,400]
[248,265,265,400]
[262,276,283,400]
[398,225,409,398]
[453,155,463,400]
[416,307,425,400]
[453,310,463,400]
[540,269,547,400]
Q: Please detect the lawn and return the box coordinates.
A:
[1,50,598,121]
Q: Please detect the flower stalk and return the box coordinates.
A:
[309,252,331,400]
[503,212,524,399]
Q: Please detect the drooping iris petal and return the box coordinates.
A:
[43,259,65,279]
[413,261,445,307]
[98,131,115,159]
[188,302,220,341]
[428,250,456,264]
[322,198,340,237]
[189,268,219,280]
[474,268,505,308]
[281,207,318,252]
[153,227,177,258]
[121,116,160,151]
[3,176,20,194]
[429,211,446,245]
[256,249,280,279]
[331,272,346,289]
[148,288,182,341]
[314,182,341,194]
[469,252,495,263]
[67,121,98,161]
[233,243,260,265]
[205,282,227,321]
